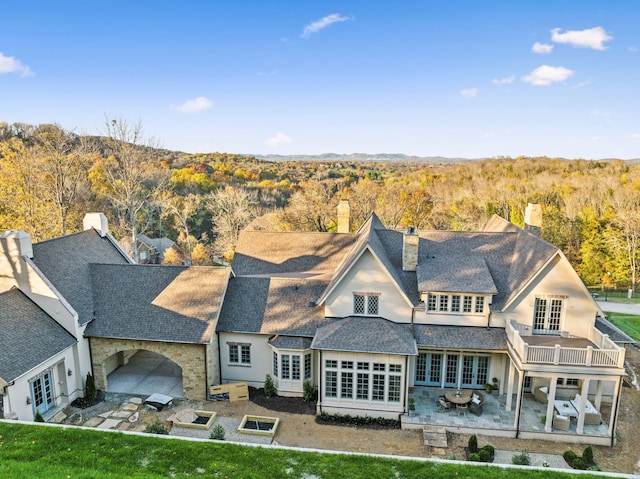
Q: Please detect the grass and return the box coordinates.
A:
[0,422,587,479]
[607,312,640,341]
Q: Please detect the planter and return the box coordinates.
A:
[238,415,280,437]
[171,409,217,430]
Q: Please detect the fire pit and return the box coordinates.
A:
[170,409,217,430]
[237,415,280,437]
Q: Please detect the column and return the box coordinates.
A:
[512,369,524,430]
[544,375,559,432]
[594,380,603,410]
[506,360,516,411]
[576,378,590,435]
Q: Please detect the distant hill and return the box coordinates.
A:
[251,153,481,163]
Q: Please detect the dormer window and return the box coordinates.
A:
[353,292,380,315]
[426,293,487,314]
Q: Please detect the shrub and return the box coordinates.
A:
[468,453,481,462]
[582,445,594,464]
[209,424,225,440]
[85,372,97,400]
[480,444,495,460]
[478,449,491,462]
[303,380,315,402]
[34,411,45,423]
[572,457,586,470]
[563,450,578,465]
[144,419,168,435]
[468,434,478,453]
[512,450,531,466]
[264,374,276,398]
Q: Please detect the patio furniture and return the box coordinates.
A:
[469,391,484,416]
[456,404,468,416]
[445,389,472,405]
[553,400,578,418]
[552,414,570,431]
[438,396,452,412]
[534,386,549,404]
[571,394,601,425]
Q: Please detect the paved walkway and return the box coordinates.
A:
[493,450,569,469]
[597,301,640,315]
[107,350,183,398]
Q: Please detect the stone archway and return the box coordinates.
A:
[89,338,207,400]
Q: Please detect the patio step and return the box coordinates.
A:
[423,425,448,454]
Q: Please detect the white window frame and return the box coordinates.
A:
[533,295,565,334]
[425,293,487,315]
[228,343,251,365]
[353,292,381,316]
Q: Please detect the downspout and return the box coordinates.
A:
[610,376,623,447]
[317,350,323,415]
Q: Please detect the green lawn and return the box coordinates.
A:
[0,422,587,479]
[607,313,640,341]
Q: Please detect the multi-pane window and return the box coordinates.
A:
[326,371,337,397]
[557,377,579,386]
[439,295,449,311]
[341,371,353,398]
[533,297,564,333]
[326,359,338,368]
[463,296,473,313]
[353,293,380,315]
[451,295,461,312]
[281,354,291,379]
[292,355,301,381]
[273,352,278,377]
[372,374,385,401]
[427,294,437,311]
[388,374,401,402]
[304,353,312,380]
[229,344,251,365]
[356,373,369,400]
[325,360,402,404]
[475,296,484,313]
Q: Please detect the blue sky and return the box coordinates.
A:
[1,1,638,159]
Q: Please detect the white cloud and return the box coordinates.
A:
[551,26,612,50]
[302,14,350,38]
[532,42,554,54]
[460,88,478,98]
[631,133,640,139]
[521,65,574,86]
[170,96,213,114]
[0,52,33,76]
[571,79,591,89]
[266,132,293,147]
[492,76,514,85]
[257,71,277,76]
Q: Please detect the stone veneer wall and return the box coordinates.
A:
[89,338,208,400]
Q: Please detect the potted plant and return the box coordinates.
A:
[408,397,416,416]
[483,382,493,394]
[491,377,499,394]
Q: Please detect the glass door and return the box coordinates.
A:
[415,353,442,386]
[31,371,54,416]
[460,355,490,389]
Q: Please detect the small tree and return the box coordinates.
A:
[582,445,594,464]
[468,435,478,453]
[264,374,276,397]
[303,380,315,402]
[85,372,97,400]
[512,449,531,466]
[210,424,225,440]
[34,411,45,423]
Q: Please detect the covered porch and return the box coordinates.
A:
[402,387,613,446]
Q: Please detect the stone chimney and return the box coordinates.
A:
[337,199,351,233]
[83,213,109,237]
[402,226,419,271]
[0,230,33,259]
[524,203,542,236]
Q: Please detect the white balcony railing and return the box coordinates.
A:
[506,320,624,368]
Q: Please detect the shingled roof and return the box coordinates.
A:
[85,264,230,343]
[31,229,131,324]
[417,255,498,294]
[414,324,507,351]
[0,288,76,382]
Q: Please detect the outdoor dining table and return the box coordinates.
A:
[445,390,472,405]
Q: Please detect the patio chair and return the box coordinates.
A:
[552,414,570,431]
[469,392,484,416]
[456,404,468,416]
[438,396,452,412]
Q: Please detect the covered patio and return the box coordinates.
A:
[402,387,612,445]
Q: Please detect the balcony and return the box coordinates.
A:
[506,320,625,369]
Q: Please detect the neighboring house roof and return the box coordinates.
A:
[417,255,498,295]
[86,264,230,344]
[217,277,330,336]
[31,229,131,324]
[311,316,418,355]
[414,324,507,351]
[0,288,76,382]
[268,336,313,350]
[596,316,636,344]
[137,234,176,261]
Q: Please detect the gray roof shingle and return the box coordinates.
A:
[311,316,418,355]
[268,336,313,350]
[85,264,230,343]
[0,289,76,382]
[596,316,636,344]
[32,229,131,324]
[413,324,507,351]
[417,255,498,294]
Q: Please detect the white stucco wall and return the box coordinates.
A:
[219,332,272,388]
[324,249,412,321]
[2,346,78,421]
[492,254,598,337]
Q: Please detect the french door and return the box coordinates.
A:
[31,371,54,416]
[415,352,489,389]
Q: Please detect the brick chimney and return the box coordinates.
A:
[402,226,419,271]
[337,199,351,233]
[0,230,33,260]
[524,203,542,236]
[83,213,109,237]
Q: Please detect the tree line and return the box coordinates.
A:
[1,120,638,290]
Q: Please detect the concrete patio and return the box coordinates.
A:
[106,350,183,398]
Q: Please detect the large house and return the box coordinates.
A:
[0,205,632,446]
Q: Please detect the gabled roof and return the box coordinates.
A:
[217,277,331,336]
[268,336,313,350]
[311,316,418,355]
[85,264,230,344]
[417,255,498,295]
[414,324,507,351]
[0,288,76,382]
[32,229,131,324]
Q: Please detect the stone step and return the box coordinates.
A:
[423,425,448,448]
